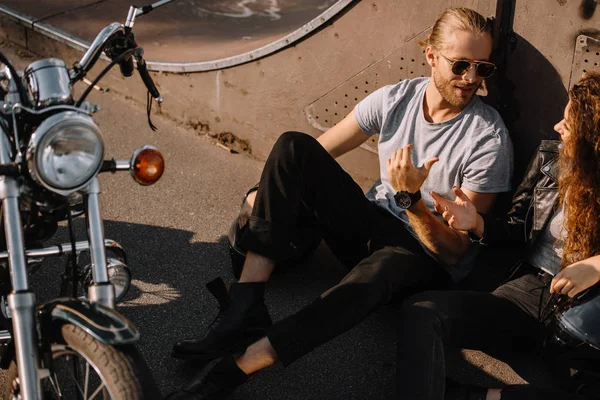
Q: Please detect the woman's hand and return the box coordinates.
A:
[551,256,600,298]
[430,187,479,232]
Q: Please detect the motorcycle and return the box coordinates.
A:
[0,1,170,398]
[544,285,600,396]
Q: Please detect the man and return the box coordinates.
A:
[167,7,513,399]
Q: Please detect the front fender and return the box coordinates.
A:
[38,298,139,345]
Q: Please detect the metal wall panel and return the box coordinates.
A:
[305,30,430,154]
[505,0,600,178]
[570,35,600,89]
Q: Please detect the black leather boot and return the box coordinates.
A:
[172,278,272,361]
[164,355,249,399]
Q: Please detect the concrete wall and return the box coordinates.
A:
[0,0,495,189]
[3,1,599,187]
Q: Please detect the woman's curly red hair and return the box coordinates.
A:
[559,71,600,267]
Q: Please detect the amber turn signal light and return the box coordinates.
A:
[130,146,165,185]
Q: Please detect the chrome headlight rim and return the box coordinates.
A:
[27,111,104,196]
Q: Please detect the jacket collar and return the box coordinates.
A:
[539,140,561,184]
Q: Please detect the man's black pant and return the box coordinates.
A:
[396,269,592,399]
[237,131,450,366]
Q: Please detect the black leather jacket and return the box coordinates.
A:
[482,140,560,247]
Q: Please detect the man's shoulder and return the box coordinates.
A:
[371,77,429,109]
[386,77,429,96]
[466,97,509,137]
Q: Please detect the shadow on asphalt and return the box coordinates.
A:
[22,219,562,399]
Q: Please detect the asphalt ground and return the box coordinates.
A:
[0,41,549,399]
[0,40,400,399]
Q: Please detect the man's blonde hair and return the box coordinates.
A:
[420,8,492,50]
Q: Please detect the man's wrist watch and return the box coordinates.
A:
[394,190,421,209]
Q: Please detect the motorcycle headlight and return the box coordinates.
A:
[27,111,104,195]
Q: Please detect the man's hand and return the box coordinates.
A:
[386,144,439,193]
[431,187,479,232]
[551,256,600,298]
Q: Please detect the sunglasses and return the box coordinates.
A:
[439,53,496,79]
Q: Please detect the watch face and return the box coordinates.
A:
[394,192,412,209]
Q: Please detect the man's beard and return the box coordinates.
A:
[433,72,479,108]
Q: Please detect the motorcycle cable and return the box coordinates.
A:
[75,47,141,107]
[146,90,157,131]
[0,51,31,108]
[133,53,161,131]
[64,203,84,396]
[58,202,80,299]
[66,204,79,299]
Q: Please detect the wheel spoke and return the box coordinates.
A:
[84,362,90,399]
[50,371,64,398]
[88,382,106,400]
[65,359,86,397]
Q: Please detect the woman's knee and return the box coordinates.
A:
[399,292,448,322]
[396,294,446,340]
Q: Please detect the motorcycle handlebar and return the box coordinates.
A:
[118,55,135,78]
[136,56,162,103]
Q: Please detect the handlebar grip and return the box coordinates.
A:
[137,57,162,103]
[119,56,135,77]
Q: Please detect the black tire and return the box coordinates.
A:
[4,323,160,399]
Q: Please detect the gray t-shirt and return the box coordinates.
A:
[354,77,514,281]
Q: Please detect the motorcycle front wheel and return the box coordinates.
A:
[4,323,159,399]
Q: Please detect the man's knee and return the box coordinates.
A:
[271,131,318,161]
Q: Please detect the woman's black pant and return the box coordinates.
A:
[237,131,451,366]
[396,270,591,399]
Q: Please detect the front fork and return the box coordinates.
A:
[1,174,41,399]
[0,173,114,399]
[85,177,115,309]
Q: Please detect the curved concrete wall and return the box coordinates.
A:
[0,0,495,189]
[4,1,599,188]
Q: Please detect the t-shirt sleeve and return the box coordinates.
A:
[461,128,514,193]
[353,86,389,135]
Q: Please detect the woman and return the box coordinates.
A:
[395,71,600,400]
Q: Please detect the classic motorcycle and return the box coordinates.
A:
[545,286,600,396]
[0,2,169,399]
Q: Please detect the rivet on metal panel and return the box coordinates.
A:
[569,35,600,88]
